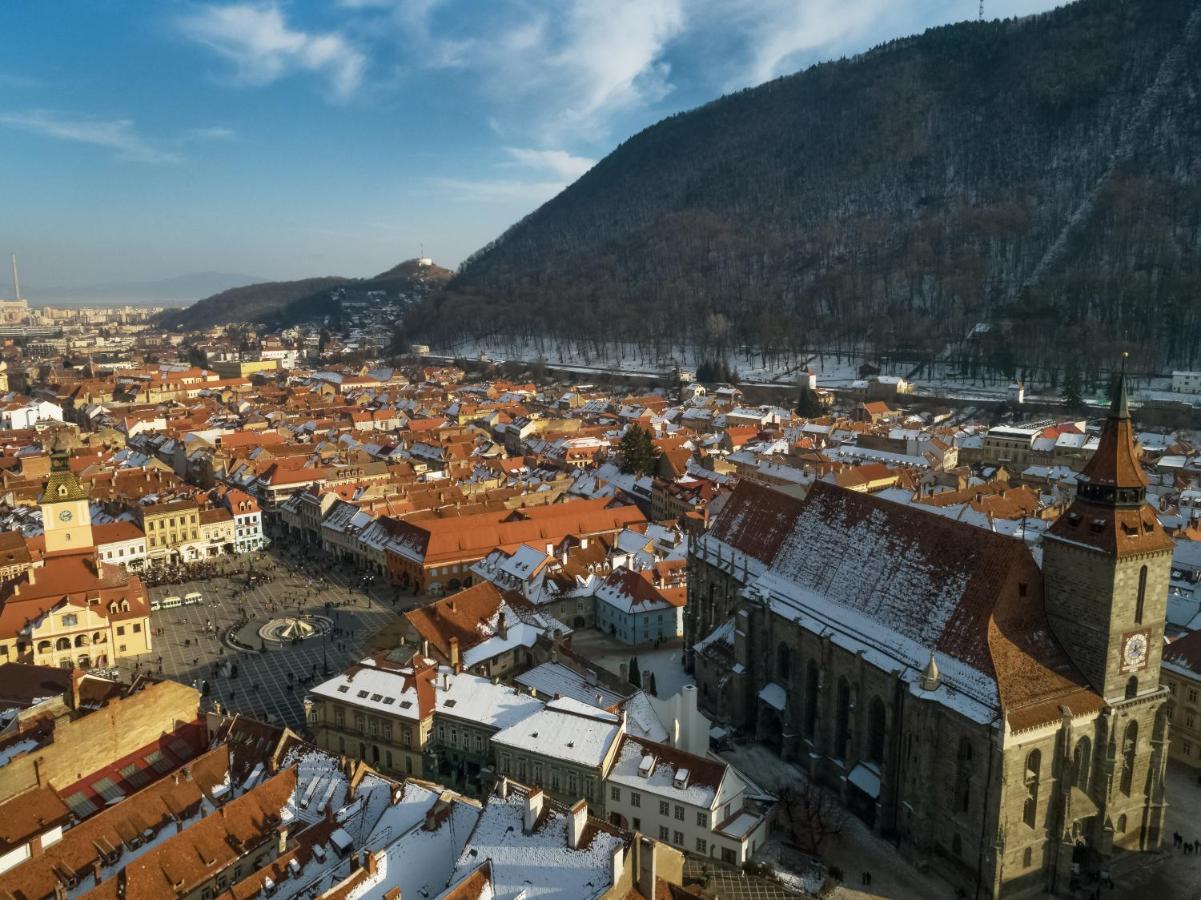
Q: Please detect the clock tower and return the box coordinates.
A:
[1043,364,1174,702]
[40,442,93,555]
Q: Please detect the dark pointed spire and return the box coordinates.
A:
[1110,351,1130,420]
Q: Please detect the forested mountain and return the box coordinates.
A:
[405,0,1201,378]
[159,260,452,330]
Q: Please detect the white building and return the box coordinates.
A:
[93,521,148,571]
[604,734,768,864]
[1172,371,1201,394]
[0,400,63,430]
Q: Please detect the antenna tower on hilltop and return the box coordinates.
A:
[979,0,984,20]
[10,255,19,300]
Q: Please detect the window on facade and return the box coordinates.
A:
[1023,750,1040,828]
[697,811,707,827]
[722,848,736,864]
[834,678,851,757]
[1120,722,1138,797]
[866,696,886,764]
[62,614,78,627]
[659,800,670,816]
[776,642,790,683]
[674,805,685,821]
[659,826,669,841]
[955,738,972,813]
[1073,737,1091,791]
[116,626,125,636]
[630,792,641,808]
[335,708,344,727]
[1022,847,1032,868]
[1136,565,1148,624]
[633,817,641,830]
[611,786,621,802]
[133,623,141,633]
[804,660,819,739]
[673,830,684,845]
[696,838,707,854]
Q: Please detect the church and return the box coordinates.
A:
[0,441,153,669]
[686,372,1171,897]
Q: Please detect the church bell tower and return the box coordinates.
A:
[40,441,94,555]
[1042,364,1174,703]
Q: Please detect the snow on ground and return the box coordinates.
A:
[720,743,957,900]
[567,630,694,698]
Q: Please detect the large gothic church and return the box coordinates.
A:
[686,372,1171,897]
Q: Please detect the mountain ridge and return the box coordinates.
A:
[404,0,1201,381]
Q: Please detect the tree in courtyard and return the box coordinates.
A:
[777,782,847,854]
[628,656,642,689]
[648,672,658,696]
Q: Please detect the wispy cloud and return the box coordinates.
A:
[179,3,366,100]
[186,125,238,141]
[504,147,594,180]
[0,110,181,164]
[432,177,572,205]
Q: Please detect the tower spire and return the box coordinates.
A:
[1110,351,1130,419]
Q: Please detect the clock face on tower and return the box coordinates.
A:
[58,509,73,522]
[1120,630,1150,673]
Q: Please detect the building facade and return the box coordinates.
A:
[684,373,1171,898]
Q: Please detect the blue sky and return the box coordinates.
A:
[0,0,1064,293]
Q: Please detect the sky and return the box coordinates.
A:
[0,0,1065,295]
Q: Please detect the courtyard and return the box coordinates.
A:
[116,537,417,728]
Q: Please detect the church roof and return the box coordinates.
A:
[736,480,1098,731]
[1047,366,1174,558]
[39,449,87,504]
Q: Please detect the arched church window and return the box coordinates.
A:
[1023,750,1040,828]
[1136,566,1148,624]
[1073,737,1091,791]
[866,697,886,764]
[1120,722,1138,796]
[834,677,851,758]
[776,642,791,683]
[955,738,973,812]
[1126,676,1138,700]
[803,660,819,739]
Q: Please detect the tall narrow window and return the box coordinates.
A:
[776,643,791,683]
[834,678,851,759]
[1023,750,1040,828]
[804,660,819,739]
[1120,722,1138,797]
[866,697,886,764]
[955,738,973,813]
[1073,737,1092,792]
[1136,565,1148,624]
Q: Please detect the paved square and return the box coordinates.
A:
[117,540,413,728]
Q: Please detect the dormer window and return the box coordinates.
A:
[58,485,67,497]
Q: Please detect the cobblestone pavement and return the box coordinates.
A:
[117,535,415,728]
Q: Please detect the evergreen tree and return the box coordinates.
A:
[1062,364,1087,415]
[620,424,657,475]
[796,381,823,418]
[649,672,658,697]
[628,656,642,689]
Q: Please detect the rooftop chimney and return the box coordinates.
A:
[523,788,544,833]
[497,611,508,640]
[449,637,460,669]
[568,799,587,850]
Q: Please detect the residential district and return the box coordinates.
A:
[1,307,1201,899]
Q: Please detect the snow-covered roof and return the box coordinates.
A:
[491,698,623,768]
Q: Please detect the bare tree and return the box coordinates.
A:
[777,782,847,855]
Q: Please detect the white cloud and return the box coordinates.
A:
[504,147,594,180]
[187,125,238,141]
[432,176,572,205]
[0,110,180,164]
[180,3,366,100]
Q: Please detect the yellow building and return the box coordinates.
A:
[1164,631,1201,772]
[41,445,94,555]
[138,499,201,562]
[0,446,152,669]
[209,358,280,379]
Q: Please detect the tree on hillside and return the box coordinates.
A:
[796,381,824,418]
[620,424,657,476]
[1062,364,1087,415]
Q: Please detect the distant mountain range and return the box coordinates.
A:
[157,259,453,330]
[404,0,1201,378]
[31,272,265,306]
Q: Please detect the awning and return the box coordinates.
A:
[758,682,787,711]
[847,763,881,799]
